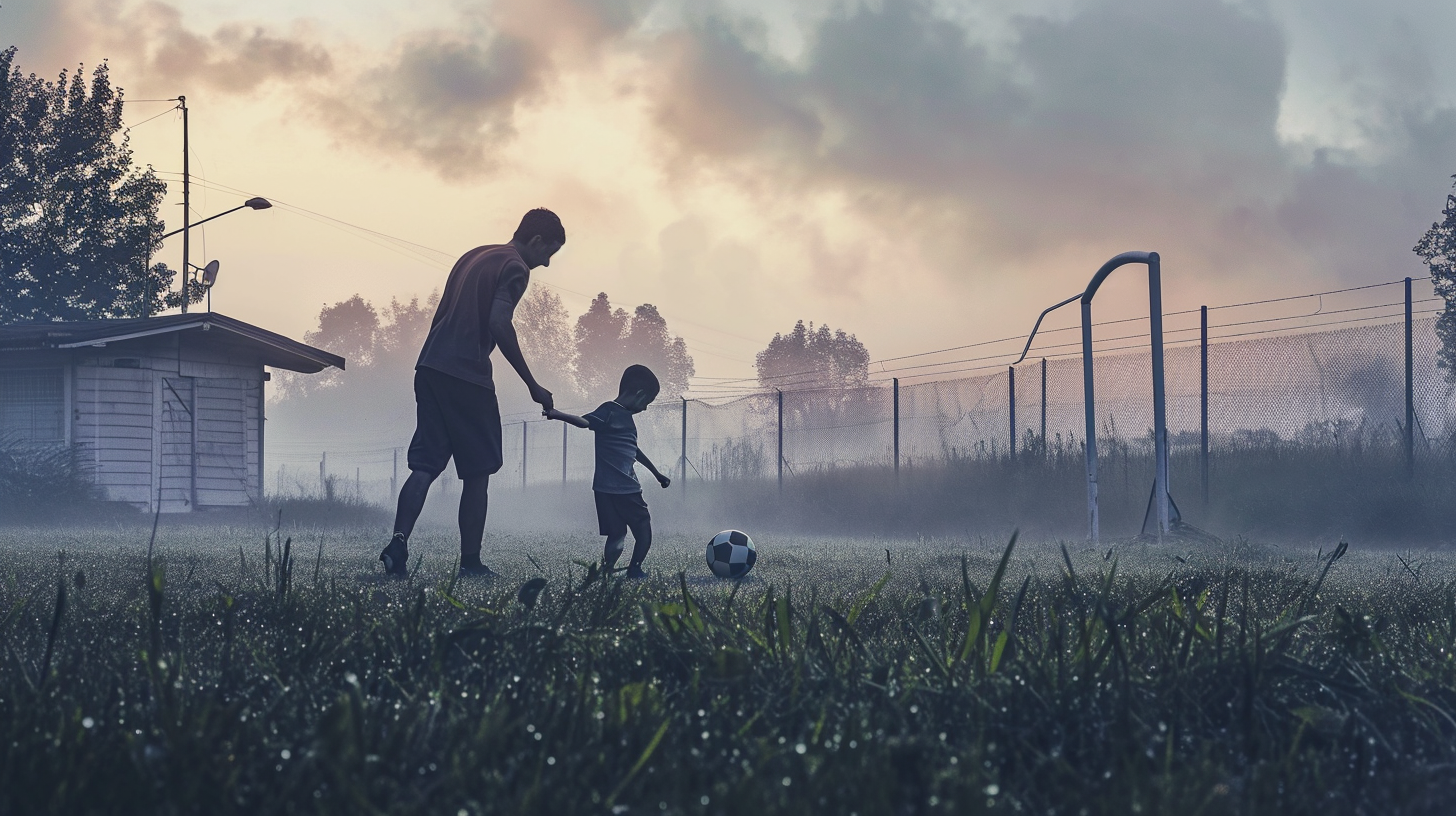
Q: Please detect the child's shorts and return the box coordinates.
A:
[594,491,651,538]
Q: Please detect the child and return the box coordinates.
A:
[545,364,671,578]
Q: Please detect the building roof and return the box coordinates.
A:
[0,313,346,374]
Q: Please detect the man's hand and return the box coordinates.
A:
[529,382,554,411]
[656,473,671,489]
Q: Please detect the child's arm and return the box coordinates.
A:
[635,450,671,488]
[544,408,590,429]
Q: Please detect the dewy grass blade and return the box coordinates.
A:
[606,718,671,807]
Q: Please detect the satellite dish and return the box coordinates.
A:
[202,260,220,288]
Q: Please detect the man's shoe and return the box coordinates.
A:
[625,563,647,580]
[380,535,409,577]
[458,562,499,579]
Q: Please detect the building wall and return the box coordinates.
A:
[1,333,267,512]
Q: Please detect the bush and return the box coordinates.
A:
[0,435,119,521]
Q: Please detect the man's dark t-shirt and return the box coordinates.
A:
[415,244,530,389]
[583,401,641,494]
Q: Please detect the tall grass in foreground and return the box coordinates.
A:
[2,536,1455,815]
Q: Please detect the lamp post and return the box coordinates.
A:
[163,197,271,313]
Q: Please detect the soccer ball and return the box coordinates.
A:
[705,530,757,579]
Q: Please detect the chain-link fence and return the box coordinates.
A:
[273,278,1455,535]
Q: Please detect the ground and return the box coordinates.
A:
[2,522,1455,815]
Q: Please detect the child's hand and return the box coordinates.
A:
[656,473,671,489]
[544,408,562,421]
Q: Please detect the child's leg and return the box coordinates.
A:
[603,534,626,570]
[626,516,652,568]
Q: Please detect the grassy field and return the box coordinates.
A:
[2,523,1455,815]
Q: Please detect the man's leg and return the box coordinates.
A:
[458,476,490,568]
[392,469,436,541]
[381,469,435,575]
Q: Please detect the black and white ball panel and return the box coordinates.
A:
[706,530,756,578]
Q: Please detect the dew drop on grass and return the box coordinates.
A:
[795,743,806,754]
[82,718,94,729]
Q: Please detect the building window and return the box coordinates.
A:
[0,368,65,444]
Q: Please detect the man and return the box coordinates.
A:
[379,208,563,577]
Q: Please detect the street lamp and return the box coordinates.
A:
[162,197,271,313]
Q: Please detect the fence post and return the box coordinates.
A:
[893,378,900,476]
[520,421,528,489]
[1201,305,1209,506]
[1008,366,1016,462]
[777,389,784,492]
[1149,253,1170,540]
[1406,276,1414,477]
[680,397,688,499]
[562,421,568,485]
[319,452,326,498]
[1040,358,1047,458]
[1081,298,1099,542]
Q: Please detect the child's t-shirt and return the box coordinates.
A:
[583,401,640,494]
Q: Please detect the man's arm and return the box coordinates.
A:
[488,276,553,411]
[635,450,671,488]
[544,408,590,429]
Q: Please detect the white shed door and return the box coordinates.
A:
[195,378,253,507]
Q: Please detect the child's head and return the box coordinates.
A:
[616,365,660,413]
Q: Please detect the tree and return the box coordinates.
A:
[0,47,185,322]
[573,293,696,400]
[622,304,695,400]
[573,292,630,398]
[515,287,580,401]
[755,320,871,392]
[1415,176,1456,379]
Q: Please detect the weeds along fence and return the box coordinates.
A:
[269,277,1456,530]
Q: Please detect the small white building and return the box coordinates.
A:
[0,313,343,513]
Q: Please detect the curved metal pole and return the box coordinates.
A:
[1013,293,1081,365]
[161,204,248,240]
[1079,251,1167,543]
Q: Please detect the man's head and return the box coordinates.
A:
[512,208,565,269]
[616,365,660,413]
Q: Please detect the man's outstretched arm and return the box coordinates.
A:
[488,295,553,411]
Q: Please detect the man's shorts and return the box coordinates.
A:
[594,491,651,538]
[407,367,503,479]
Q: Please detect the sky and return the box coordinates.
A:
[6,0,1456,390]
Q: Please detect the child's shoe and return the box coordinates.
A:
[625,563,648,580]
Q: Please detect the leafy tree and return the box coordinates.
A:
[374,293,437,365]
[0,47,184,322]
[573,293,695,400]
[573,292,630,398]
[622,304,694,400]
[755,320,871,392]
[515,287,580,402]
[1415,176,1456,379]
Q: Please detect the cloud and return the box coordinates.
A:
[16,0,1456,289]
[30,0,651,177]
[641,0,1456,284]
[81,1,334,94]
[312,0,652,175]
